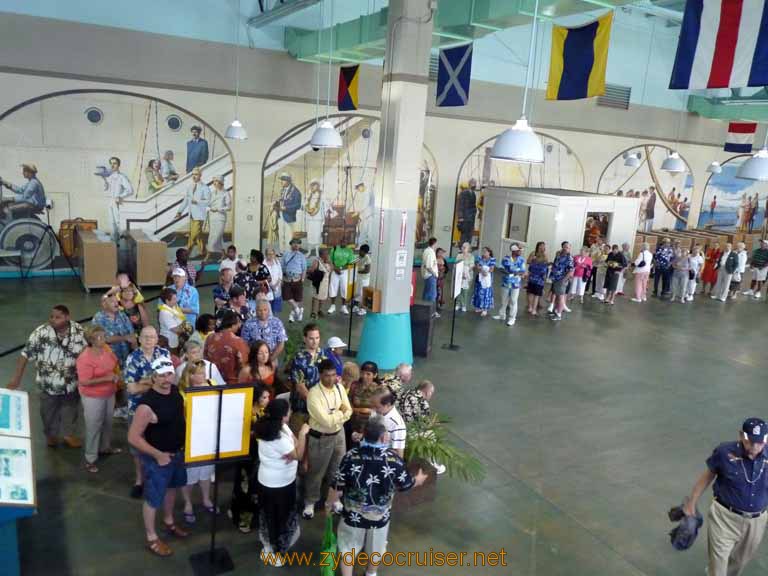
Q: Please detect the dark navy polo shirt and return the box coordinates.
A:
[707,441,768,514]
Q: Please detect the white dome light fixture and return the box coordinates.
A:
[624,152,642,167]
[737,126,768,181]
[706,161,722,174]
[490,0,543,163]
[310,120,343,149]
[661,151,686,173]
[225,0,247,140]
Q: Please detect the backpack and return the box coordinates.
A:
[725,252,738,274]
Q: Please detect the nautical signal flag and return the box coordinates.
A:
[436,43,473,107]
[670,0,768,89]
[546,12,613,101]
[337,65,359,111]
[724,122,757,153]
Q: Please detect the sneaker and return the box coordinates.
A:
[563,306,572,313]
[352,305,359,313]
[492,314,505,320]
[756,292,762,299]
[297,307,304,322]
[461,306,467,312]
[506,318,515,326]
[686,295,694,302]
[719,297,727,302]
[327,305,336,315]
[743,289,754,296]
[550,313,562,321]
[433,463,447,475]
[302,504,314,519]
[432,312,441,318]
[288,309,296,323]
[331,501,343,515]
[341,305,350,315]
[357,308,367,316]
[547,303,555,313]
[630,298,642,303]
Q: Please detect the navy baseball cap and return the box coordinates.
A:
[742,418,768,443]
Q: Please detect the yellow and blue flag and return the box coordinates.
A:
[546,12,613,101]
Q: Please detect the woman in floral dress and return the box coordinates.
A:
[472,247,496,317]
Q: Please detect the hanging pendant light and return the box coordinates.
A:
[311,0,342,150]
[737,127,768,181]
[490,0,543,163]
[706,161,722,174]
[624,152,642,167]
[661,151,686,173]
[225,0,247,140]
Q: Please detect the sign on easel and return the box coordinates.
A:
[453,261,464,299]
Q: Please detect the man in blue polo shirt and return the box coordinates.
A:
[683,418,768,576]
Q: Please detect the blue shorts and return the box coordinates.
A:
[422,275,437,302]
[141,452,187,508]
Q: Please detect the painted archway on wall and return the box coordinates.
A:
[597,143,693,233]
[260,113,437,253]
[451,132,585,251]
[697,154,768,232]
[0,89,235,270]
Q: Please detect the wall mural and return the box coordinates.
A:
[0,89,234,272]
[597,144,693,233]
[261,114,436,254]
[452,133,584,250]
[698,155,768,232]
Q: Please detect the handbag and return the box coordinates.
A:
[688,270,695,280]
[637,255,647,269]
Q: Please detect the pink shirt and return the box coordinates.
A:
[573,255,592,278]
[76,346,119,398]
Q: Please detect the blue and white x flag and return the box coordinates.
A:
[436,43,473,107]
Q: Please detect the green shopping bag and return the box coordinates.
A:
[320,515,337,576]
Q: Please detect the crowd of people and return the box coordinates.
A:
[7,245,438,569]
[422,235,768,325]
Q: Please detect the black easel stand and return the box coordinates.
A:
[189,387,234,576]
[345,262,358,358]
[441,291,461,351]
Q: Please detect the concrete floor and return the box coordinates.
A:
[2,273,768,575]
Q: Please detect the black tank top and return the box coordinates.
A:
[140,386,185,452]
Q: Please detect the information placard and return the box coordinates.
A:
[0,390,30,438]
[0,436,34,507]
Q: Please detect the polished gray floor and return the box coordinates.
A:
[1,274,767,575]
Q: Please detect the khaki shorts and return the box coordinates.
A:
[753,267,768,282]
[337,519,389,557]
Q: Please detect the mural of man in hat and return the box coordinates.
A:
[274,173,302,250]
[176,167,210,258]
[0,163,46,219]
[186,125,209,174]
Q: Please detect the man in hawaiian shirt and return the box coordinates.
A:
[124,326,171,499]
[653,237,675,298]
[93,293,136,365]
[494,243,526,326]
[289,323,327,430]
[397,380,434,424]
[380,363,413,399]
[170,268,199,326]
[326,417,426,576]
[240,299,287,363]
[8,305,87,448]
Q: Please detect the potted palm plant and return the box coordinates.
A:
[395,414,485,508]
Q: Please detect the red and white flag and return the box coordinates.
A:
[670,0,768,89]
[724,122,757,153]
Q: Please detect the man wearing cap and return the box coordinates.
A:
[743,239,768,299]
[0,164,46,218]
[103,156,135,242]
[281,238,307,323]
[494,244,526,326]
[170,268,199,326]
[176,167,210,258]
[128,355,188,557]
[683,418,768,576]
[323,336,347,377]
[240,299,287,362]
[275,173,302,249]
[186,125,209,173]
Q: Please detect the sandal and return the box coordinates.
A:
[163,523,189,538]
[147,538,173,557]
[183,511,196,524]
[99,447,123,456]
[203,504,220,515]
[84,462,99,474]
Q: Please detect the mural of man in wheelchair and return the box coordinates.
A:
[0,163,56,270]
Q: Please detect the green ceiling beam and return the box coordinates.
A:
[688,94,768,122]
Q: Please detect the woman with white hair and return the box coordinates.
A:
[455,242,475,312]
[729,242,749,299]
[630,242,653,302]
[207,176,231,255]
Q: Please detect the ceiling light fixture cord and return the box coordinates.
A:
[326,0,334,119]
[521,0,540,118]
[315,0,322,124]
[235,0,241,117]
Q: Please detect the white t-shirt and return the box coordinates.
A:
[633,250,653,272]
[175,359,225,386]
[258,424,297,488]
[158,309,183,348]
[688,254,705,276]
[219,258,239,272]
[383,407,407,451]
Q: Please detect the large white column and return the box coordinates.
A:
[358,0,434,369]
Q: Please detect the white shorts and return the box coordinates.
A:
[752,267,768,282]
[356,275,371,300]
[337,519,389,557]
[186,464,214,485]
[329,269,349,299]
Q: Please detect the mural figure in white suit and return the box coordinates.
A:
[103,156,134,242]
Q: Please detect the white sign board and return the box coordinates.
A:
[395,250,408,267]
[453,261,464,299]
[0,389,30,438]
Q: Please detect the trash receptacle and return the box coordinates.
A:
[410,300,435,358]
